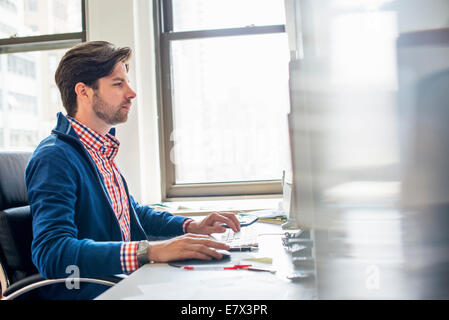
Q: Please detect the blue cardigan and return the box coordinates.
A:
[25,112,188,299]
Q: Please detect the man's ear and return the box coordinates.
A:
[74,82,93,101]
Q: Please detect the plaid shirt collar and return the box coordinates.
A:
[66,115,120,161]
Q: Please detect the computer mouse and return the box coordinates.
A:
[215,249,231,260]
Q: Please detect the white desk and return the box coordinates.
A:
[96,223,316,300]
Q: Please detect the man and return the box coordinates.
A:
[25,41,240,299]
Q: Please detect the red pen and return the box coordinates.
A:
[182,264,252,270]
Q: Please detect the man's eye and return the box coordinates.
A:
[114,82,122,86]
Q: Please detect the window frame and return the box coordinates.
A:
[0,0,86,151]
[0,0,86,54]
[154,0,286,201]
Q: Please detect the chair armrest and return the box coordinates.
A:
[2,273,124,300]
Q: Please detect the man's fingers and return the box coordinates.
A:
[175,242,227,261]
[189,244,223,260]
[181,250,213,261]
[189,251,214,261]
[208,223,227,234]
[220,212,241,232]
[152,234,230,262]
[182,233,212,239]
[208,212,240,232]
[184,236,230,250]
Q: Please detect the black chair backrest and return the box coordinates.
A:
[0,152,36,284]
[0,152,32,211]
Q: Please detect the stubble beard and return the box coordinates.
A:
[92,91,130,126]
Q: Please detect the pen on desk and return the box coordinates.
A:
[182,264,252,270]
[247,267,277,274]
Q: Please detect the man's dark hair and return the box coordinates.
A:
[55,41,132,116]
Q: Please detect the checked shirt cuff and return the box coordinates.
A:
[183,218,193,233]
[120,241,139,274]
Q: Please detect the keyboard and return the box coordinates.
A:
[216,225,259,248]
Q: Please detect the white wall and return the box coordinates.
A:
[86,0,162,204]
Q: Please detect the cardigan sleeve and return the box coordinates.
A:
[129,195,190,238]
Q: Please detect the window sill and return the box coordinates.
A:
[156,197,282,216]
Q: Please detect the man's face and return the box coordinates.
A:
[92,62,136,125]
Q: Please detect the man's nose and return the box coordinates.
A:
[126,83,137,100]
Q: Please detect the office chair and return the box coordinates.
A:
[0,151,122,300]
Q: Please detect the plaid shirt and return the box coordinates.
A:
[67,116,139,273]
[67,116,192,274]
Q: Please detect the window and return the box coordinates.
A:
[28,0,38,12]
[8,54,36,78]
[0,0,18,14]
[155,0,290,199]
[8,91,38,114]
[0,0,85,152]
[9,129,39,149]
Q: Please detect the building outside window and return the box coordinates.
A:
[155,0,291,199]
[28,0,38,12]
[0,0,85,151]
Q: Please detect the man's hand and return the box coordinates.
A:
[187,212,241,234]
[147,234,230,263]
